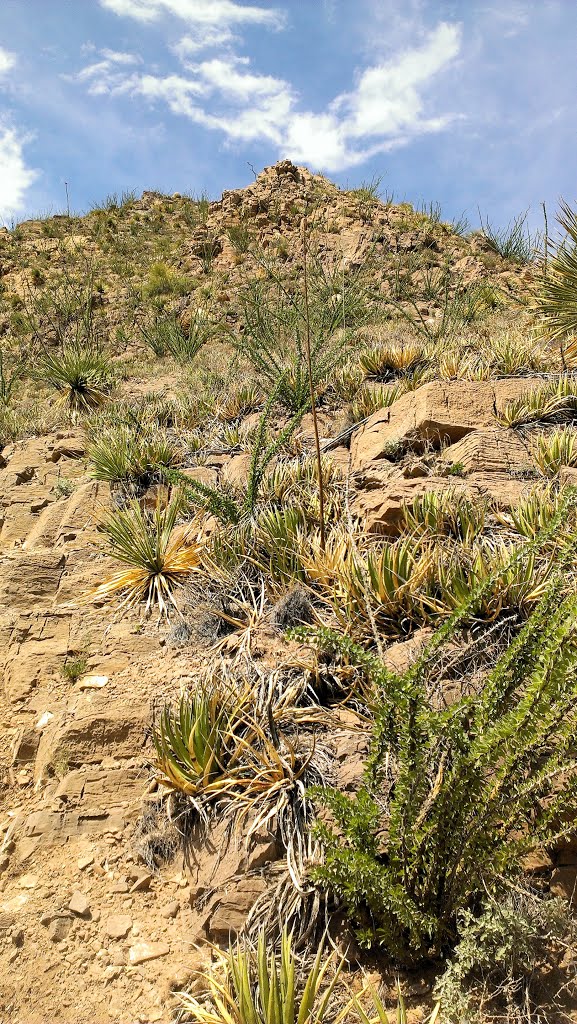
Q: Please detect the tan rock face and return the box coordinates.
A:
[439,427,534,476]
[352,472,470,535]
[0,552,67,610]
[205,875,269,942]
[350,379,537,469]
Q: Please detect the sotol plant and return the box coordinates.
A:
[93,496,202,615]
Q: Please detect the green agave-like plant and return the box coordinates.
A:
[403,489,488,544]
[359,341,425,380]
[495,485,569,539]
[350,381,408,423]
[497,373,577,427]
[152,681,253,797]
[429,540,553,620]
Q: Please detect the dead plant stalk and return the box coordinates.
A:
[302,210,326,551]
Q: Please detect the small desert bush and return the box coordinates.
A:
[436,891,573,1023]
[93,497,202,615]
[310,555,577,965]
[143,261,190,298]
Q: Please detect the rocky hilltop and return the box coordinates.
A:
[0,163,575,1023]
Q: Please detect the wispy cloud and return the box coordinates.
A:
[73,21,461,171]
[99,0,286,31]
[72,49,142,93]
[0,126,38,218]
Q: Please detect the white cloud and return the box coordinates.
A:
[172,28,234,56]
[68,49,142,94]
[99,0,285,30]
[75,20,461,172]
[0,46,16,76]
[0,126,38,218]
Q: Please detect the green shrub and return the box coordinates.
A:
[143,261,190,298]
[310,536,577,965]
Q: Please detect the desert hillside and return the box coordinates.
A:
[1,161,576,1024]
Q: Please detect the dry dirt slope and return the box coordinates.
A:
[0,163,575,1023]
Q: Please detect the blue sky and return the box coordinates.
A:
[0,0,574,229]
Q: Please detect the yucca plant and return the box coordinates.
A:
[236,251,369,412]
[92,497,202,615]
[306,535,435,635]
[138,308,214,362]
[479,210,536,263]
[153,670,327,874]
[152,680,254,799]
[218,383,263,423]
[429,540,553,621]
[350,381,407,424]
[495,486,567,539]
[36,344,114,416]
[88,423,181,488]
[536,199,577,344]
[483,333,549,376]
[178,930,348,1024]
[437,349,489,382]
[533,426,577,476]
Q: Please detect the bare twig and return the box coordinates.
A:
[302,208,326,552]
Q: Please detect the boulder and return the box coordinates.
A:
[439,427,534,476]
[352,472,469,535]
[351,379,537,469]
[205,875,269,942]
[35,699,150,777]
